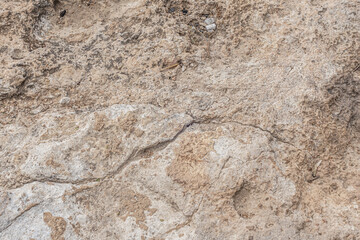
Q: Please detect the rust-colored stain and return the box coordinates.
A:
[43,212,67,240]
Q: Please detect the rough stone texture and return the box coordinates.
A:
[0,0,359,239]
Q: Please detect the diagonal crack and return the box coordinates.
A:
[137,182,182,213]
[212,156,231,184]
[0,202,41,233]
[226,121,296,147]
[101,119,195,181]
[7,176,101,191]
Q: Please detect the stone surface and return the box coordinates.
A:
[0,0,359,239]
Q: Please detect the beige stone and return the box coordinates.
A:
[0,0,359,239]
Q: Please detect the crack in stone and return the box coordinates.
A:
[7,116,299,211]
[226,121,297,147]
[2,116,301,237]
[211,156,231,185]
[8,118,195,190]
[0,202,41,233]
[197,119,299,149]
[8,117,295,193]
[135,181,182,213]
[100,118,195,181]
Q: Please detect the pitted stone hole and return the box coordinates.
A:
[233,182,254,219]
[233,181,274,219]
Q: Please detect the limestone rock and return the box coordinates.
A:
[0,0,359,239]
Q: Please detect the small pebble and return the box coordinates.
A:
[204,18,215,25]
[59,97,70,105]
[169,7,175,13]
[30,106,43,115]
[60,10,66,18]
[206,23,216,32]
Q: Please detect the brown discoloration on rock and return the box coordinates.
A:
[46,158,62,169]
[43,212,67,240]
[117,188,156,227]
[70,222,82,236]
[167,131,217,191]
[117,112,138,135]
[93,112,107,131]
[72,181,157,233]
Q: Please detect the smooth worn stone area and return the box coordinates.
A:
[0,0,359,239]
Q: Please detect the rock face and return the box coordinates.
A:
[0,0,359,239]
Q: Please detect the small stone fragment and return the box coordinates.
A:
[206,23,216,32]
[60,10,66,18]
[59,97,70,105]
[204,18,215,25]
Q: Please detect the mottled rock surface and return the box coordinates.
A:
[0,0,359,239]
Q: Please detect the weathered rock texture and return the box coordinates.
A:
[0,0,359,239]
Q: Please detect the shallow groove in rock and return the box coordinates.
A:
[0,202,41,233]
